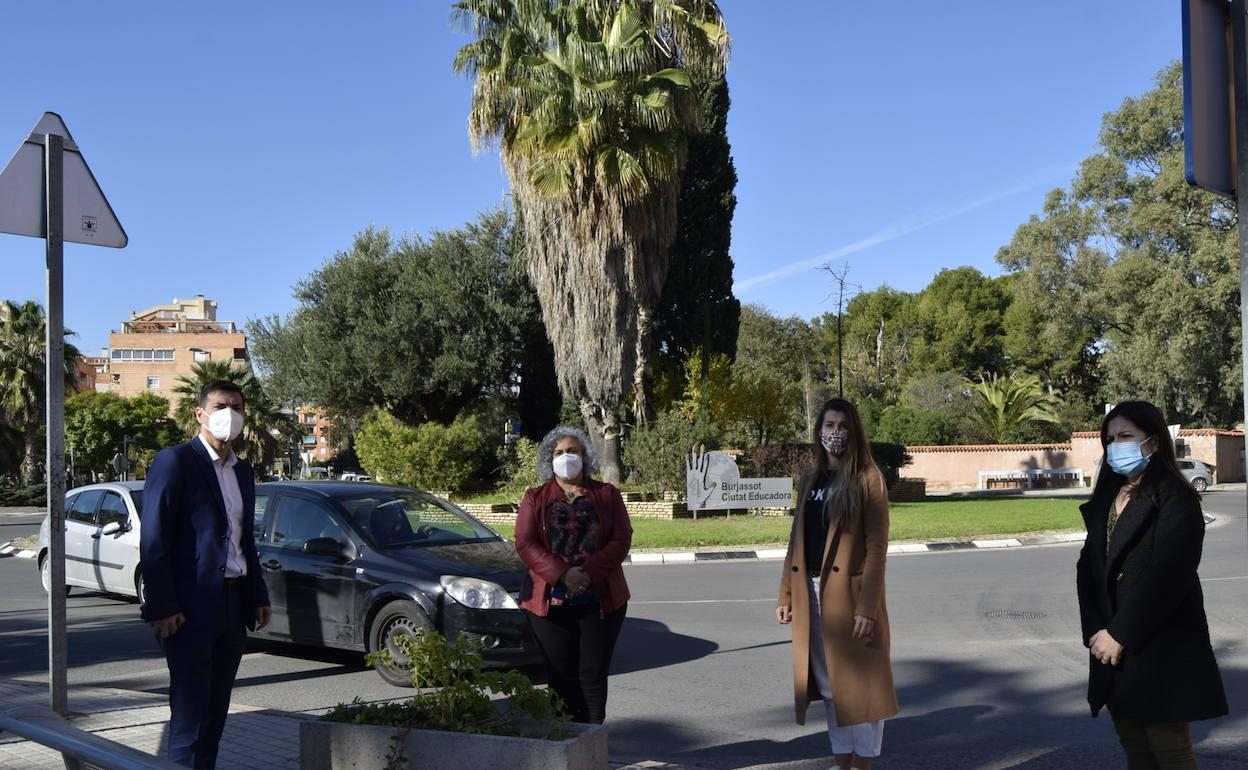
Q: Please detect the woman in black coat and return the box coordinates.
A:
[1076,400,1227,769]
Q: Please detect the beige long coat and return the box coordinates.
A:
[778,466,899,727]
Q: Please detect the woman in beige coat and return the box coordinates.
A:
[777,397,898,770]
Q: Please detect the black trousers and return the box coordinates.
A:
[1112,718,1198,770]
[161,586,249,770]
[524,603,626,724]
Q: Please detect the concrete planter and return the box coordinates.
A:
[299,717,608,770]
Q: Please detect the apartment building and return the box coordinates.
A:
[100,295,249,411]
[296,406,341,465]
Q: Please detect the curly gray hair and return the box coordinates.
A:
[537,426,600,482]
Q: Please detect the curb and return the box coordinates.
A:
[0,541,37,560]
[622,532,1090,565]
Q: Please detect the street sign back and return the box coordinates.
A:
[0,112,127,247]
[1183,0,1237,197]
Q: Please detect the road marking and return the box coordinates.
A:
[1202,575,1248,582]
[631,598,775,605]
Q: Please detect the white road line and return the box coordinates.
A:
[631,598,775,605]
[1202,575,1248,582]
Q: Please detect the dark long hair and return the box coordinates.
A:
[1092,400,1194,506]
[812,398,879,528]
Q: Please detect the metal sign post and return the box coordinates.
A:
[0,113,127,715]
[44,132,68,716]
[1183,2,1248,482]
[1233,0,1248,484]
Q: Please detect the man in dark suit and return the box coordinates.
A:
[140,380,271,770]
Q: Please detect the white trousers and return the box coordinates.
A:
[807,576,885,758]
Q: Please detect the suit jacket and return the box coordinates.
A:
[140,438,270,633]
[1075,475,1227,722]
[514,478,632,617]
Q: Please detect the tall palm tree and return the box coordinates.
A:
[454,0,729,482]
[0,300,82,485]
[967,372,1062,444]
[172,360,298,474]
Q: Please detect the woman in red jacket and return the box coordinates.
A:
[515,426,633,724]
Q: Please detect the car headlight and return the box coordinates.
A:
[440,576,518,610]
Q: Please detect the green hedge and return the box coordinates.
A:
[0,482,46,507]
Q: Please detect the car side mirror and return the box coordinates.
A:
[99,521,122,537]
[302,537,343,558]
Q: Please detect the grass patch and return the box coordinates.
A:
[10,535,37,551]
[485,498,1084,549]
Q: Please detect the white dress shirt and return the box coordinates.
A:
[198,435,247,578]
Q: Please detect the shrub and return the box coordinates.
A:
[870,442,912,486]
[325,629,568,740]
[738,442,911,486]
[875,404,963,446]
[0,482,47,507]
[623,411,717,494]
[495,437,542,499]
[355,410,494,492]
[738,444,814,482]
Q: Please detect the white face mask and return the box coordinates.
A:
[553,452,583,481]
[206,407,245,443]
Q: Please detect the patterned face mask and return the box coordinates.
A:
[820,429,850,457]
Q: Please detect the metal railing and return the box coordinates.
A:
[0,705,186,770]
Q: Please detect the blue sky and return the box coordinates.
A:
[0,1,1179,355]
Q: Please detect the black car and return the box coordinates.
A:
[252,481,541,685]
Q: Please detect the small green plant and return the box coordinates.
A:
[323,629,570,742]
[495,437,542,500]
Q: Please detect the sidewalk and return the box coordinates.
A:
[0,678,700,770]
[0,679,301,770]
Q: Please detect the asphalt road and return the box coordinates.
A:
[1,492,1245,770]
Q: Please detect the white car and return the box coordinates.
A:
[36,482,145,601]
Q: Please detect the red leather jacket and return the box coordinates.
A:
[515,478,632,616]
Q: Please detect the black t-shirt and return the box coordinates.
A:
[803,470,834,573]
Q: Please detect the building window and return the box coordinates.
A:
[111,348,175,362]
[193,350,211,363]
[146,377,160,389]
[233,348,248,362]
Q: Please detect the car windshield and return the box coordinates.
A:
[337,490,499,549]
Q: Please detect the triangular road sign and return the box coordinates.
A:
[0,112,127,248]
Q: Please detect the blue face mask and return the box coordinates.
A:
[1106,437,1152,477]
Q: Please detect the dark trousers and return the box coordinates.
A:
[525,603,626,724]
[162,586,249,770]
[1112,718,1198,770]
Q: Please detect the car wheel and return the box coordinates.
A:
[368,601,431,688]
[40,555,70,596]
[135,572,146,606]
[1192,477,1209,493]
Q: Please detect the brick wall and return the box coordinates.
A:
[889,478,927,502]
